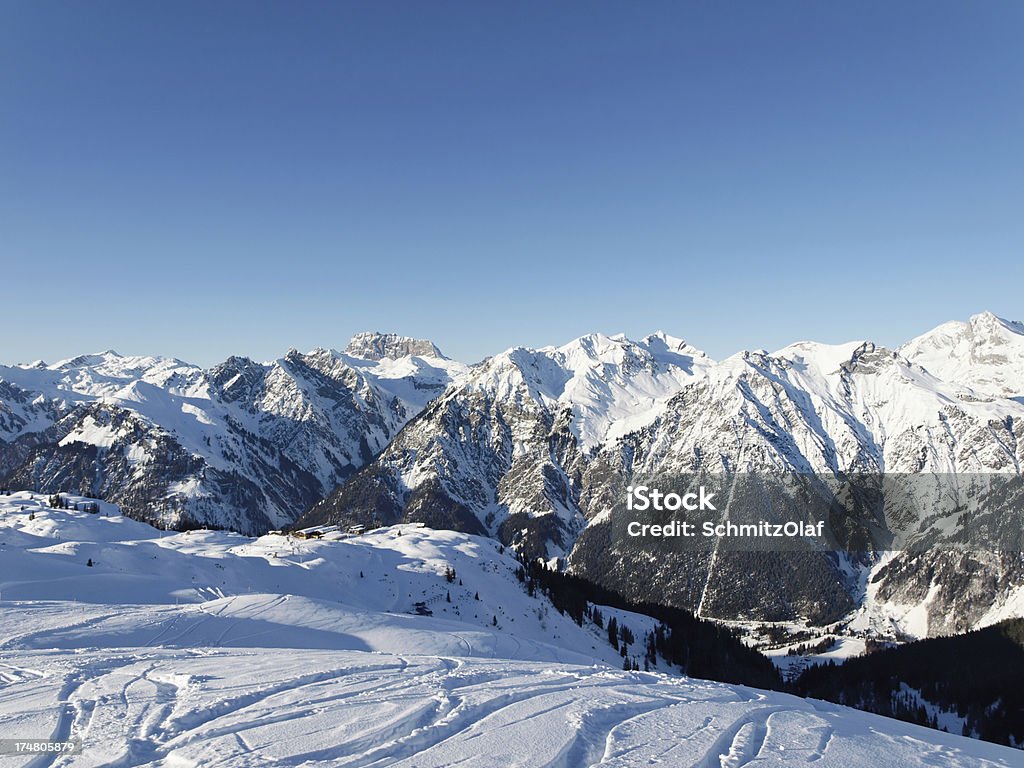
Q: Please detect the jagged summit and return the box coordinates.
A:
[345,332,445,361]
[900,310,1024,398]
[971,309,1024,334]
[770,339,877,377]
[642,330,706,356]
[53,350,123,369]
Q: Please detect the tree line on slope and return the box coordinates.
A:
[794,618,1024,748]
[515,557,783,691]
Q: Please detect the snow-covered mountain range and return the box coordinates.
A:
[305,331,713,558]
[3,313,1024,639]
[301,312,1024,639]
[0,493,1017,766]
[0,334,465,533]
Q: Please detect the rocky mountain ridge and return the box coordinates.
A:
[300,313,1024,639]
[0,333,466,533]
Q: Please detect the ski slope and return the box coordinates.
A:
[0,492,1018,766]
[4,648,1017,768]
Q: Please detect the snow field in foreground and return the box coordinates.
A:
[0,649,1018,768]
[0,492,1020,766]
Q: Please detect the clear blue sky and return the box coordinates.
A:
[3,2,1022,366]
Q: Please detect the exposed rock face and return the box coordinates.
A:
[345,332,445,361]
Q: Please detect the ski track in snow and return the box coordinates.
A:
[0,649,1018,767]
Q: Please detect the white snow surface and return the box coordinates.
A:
[0,492,1018,767]
[900,311,1024,400]
[473,331,713,450]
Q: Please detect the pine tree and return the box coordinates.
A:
[619,623,634,646]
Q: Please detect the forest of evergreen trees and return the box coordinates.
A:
[795,619,1024,748]
[515,557,783,690]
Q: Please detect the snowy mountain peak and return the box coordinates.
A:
[900,311,1024,398]
[550,332,635,363]
[642,330,705,357]
[475,332,711,409]
[544,331,710,368]
[53,350,124,370]
[773,340,872,374]
[345,332,445,361]
[970,310,1024,336]
[46,350,198,385]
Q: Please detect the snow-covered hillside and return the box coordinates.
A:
[0,492,643,667]
[0,492,1018,767]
